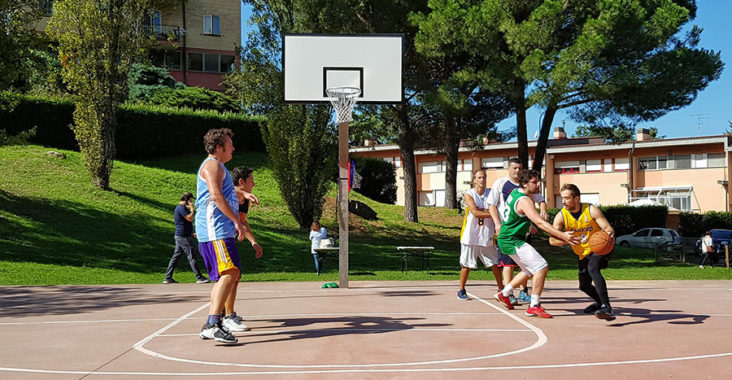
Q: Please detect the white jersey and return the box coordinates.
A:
[460,188,495,246]
[487,177,545,222]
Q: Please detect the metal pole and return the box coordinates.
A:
[338,121,349,288]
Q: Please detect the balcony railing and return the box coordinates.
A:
[143,24,186,42]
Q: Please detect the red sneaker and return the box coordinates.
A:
[494,292,514,310]
[525,305,552,318]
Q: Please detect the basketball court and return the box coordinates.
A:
[1,280,730,379]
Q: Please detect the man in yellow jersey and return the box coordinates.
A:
[550,183,616,321]
[457,169,504,300]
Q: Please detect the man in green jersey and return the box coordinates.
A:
[492,169,579,318]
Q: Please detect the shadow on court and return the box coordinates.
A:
[246,315,450,345]
[0,286,203,317]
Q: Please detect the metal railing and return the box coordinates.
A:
[142,25,185,42]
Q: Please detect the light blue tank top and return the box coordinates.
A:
[194,157,238,242]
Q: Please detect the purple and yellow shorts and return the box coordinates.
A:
[199,238,241,281]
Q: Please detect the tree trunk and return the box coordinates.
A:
[533,106,557,172]
[396,104,418,223]
[444,115,460,209]
[514,81,529,167]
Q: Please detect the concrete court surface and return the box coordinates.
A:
[0,280,730,379]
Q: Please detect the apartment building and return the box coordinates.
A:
[351,128,732,214]
[36,0,240,91]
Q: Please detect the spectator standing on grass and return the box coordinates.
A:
[163,191,209,284]
[309,221,328,274]
[699,231,714,269]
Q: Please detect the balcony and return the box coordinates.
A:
[143,24,186,42]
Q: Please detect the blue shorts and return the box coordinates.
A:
[497,247,518,267]
[199,238,241,281]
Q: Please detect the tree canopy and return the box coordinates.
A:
[414,0,723,170]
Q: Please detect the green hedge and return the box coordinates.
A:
[679,211,732,237]
[547,205,668,236]
[1,93,265,159]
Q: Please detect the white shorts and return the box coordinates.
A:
[460,244,498,269]
[510,243,548,276]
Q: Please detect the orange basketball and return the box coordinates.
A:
[588,230,614,255]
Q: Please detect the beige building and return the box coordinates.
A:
[36,1,240,91]
[351,128,732,213]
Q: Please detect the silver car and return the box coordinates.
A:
[615,228,681,249]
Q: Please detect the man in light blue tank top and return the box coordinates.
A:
[195,128,247,344]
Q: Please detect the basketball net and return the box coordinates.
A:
[326,87,360,123]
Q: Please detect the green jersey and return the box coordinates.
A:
[497,188,532,255]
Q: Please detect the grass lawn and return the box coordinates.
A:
[1,144,730,285]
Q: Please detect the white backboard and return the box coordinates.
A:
[283,34,404,103]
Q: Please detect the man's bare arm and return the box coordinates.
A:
[549,212,567,246]
[519,198,579,245]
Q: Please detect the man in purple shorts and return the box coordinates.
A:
[194,128,254,344]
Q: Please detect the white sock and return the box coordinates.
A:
[502,285,514,297]
[530,294,540,307]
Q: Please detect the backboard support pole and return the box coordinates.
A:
[338,121,349,288]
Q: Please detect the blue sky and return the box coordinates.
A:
[241,1,730,139]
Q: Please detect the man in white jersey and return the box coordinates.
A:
[457,169,503,300]
[488,158,548,304]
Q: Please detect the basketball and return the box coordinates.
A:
[588,230,614,255]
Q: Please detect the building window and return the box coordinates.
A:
[708,153,725,168]
[460,159,473,172]
[586,159,602,172]
[615,158,629,171]
[603,159,613,172]
[152,50,182,70]
[203,15,221,35]
[220,55,235,73]
[639,156,668,170]
[204,53,219,72]
[482,157,503,169]
[554,161,580,174]
[672,154,691,169]
[383,156,402,168]
[419,161,440,174]
[188,52,203,71]
[187,53,234,73]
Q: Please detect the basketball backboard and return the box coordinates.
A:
[283,34,404,103]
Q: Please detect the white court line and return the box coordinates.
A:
[131,291,546,368]
[2,353,731,376]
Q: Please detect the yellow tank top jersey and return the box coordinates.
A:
[561,204,600,259]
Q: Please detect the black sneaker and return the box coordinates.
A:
[199,322,238,343]
[583,303,601,314]
[595,305,616,321]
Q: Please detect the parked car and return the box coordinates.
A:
[615,228,681,249]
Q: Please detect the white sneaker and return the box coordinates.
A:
[223,316,250,332]
[699,265,705,269]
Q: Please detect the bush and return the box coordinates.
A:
[126,63,184,102]
[0,127,37,147]
[352,157,397,204]
[145,87,240,113]
[679,211,732,237]
[547,205,668,236]
[0,92,265,159]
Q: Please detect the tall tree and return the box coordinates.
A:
[414,0,723,172]
[230,0,431,222]
[47,0,152,189]
[0,0,43,90]
[225,1,337,229]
